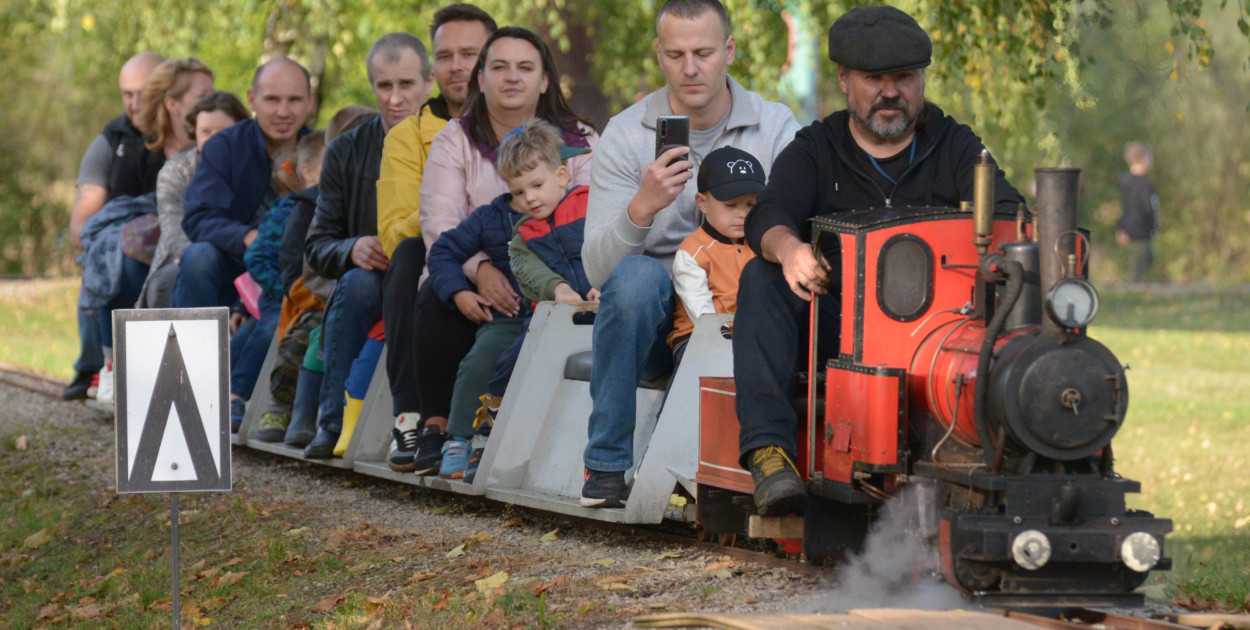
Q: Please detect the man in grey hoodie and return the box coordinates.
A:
[579,0,800,508]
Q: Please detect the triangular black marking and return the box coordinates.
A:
[128,325,220,484]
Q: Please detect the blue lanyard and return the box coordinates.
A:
[867,136,917,185]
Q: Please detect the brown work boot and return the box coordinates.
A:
[748,446,806,516]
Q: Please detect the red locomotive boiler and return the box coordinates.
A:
[698,160,1172,608]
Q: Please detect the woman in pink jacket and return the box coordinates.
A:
[396,26,599,474]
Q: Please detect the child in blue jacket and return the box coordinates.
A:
[426,190,531,479]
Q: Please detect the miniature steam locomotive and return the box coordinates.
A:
[696,160,1172,608]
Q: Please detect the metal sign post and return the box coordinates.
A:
[172,492,180,629]
[113,308,231,629]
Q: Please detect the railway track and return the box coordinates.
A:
[0,364,1232,630]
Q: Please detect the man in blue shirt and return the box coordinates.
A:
[174,57,314,309]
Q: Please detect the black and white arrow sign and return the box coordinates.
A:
[114,309,231,493]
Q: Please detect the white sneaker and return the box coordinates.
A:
[387,412,422,472]
[96,363,115,405]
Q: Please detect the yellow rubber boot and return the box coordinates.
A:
[334,394,364,456]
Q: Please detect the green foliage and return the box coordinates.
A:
[0,0,1246,278]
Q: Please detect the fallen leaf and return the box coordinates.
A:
[390,556,406,563]
[475,570,510,593]
[409,571,436,583]
[222,557,243,567]
[429,505,453,515]
[313,593,346,614]
[431,589,450,612]
[576,601,598,614]
[366,619,383,630]
[201,596,230,612]
[705,568,734,580]
[463,568,491,583]
[284,527,309,537]
[540,529,559,542]
[706,560,735,571]
[586,558,616,567]
[23,528,53,550]
[15,435,27,450]
[468,532,492,542]
[216,571,246,586]
[348,562,372,573]
[37,603,59,619]
[1234,515,1250,529]
[68,602,105,619]
[501,517,524,528]
[653,551,683,561]
[648,602,668,609]
[195,567,220,581]
[445,544,467,559]
[601,583,635,591]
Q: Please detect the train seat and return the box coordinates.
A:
[481,303,732,524]
[562,350,668,390]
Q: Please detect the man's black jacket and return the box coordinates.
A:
[745,103,1024,257]
[305,114,385,280]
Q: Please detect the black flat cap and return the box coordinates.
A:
[828,5,932,74]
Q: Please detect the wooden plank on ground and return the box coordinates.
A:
[849,608,1044,630]
[633,612,885,629]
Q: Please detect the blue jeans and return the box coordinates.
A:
[229,295,282,400]
[317,268,384,433]
[172,242,245,308]
[584,256,674,472]
[345,337,385,399]
[99,254,149,352]
[73,305,104,375]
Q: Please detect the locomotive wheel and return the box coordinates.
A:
[717,533,738,547]
[953,545,1001,591]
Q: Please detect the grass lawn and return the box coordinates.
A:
[0,278,1246,612]
[0,278,79,379]
[1091,286,1250,610]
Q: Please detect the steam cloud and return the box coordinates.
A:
[803,484,973,613]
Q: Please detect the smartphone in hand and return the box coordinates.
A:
[655,115,690,166]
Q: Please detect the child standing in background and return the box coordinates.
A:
[1117,141,1160,283]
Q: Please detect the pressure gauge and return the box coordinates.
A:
[1046,277,1100,329]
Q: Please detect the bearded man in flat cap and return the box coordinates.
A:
[733,5,1025,516]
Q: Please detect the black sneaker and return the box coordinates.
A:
[387,413,421,472]
[747,446,806,516]
[62,371,94,401]
[411,423,447,476]
[580,468,630,509]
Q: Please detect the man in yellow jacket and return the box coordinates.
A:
[378,4,497,473]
